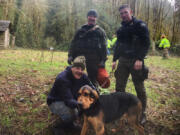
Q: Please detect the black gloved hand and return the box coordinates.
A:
[98,61,105,68]
[68,56,73,65]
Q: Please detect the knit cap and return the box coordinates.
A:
[87,9,98,18]
[72,56,86,70]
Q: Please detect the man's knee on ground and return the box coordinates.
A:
[49,102,78,123]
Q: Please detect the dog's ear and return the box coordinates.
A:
[78,87,83,94]
[90,89,99,100]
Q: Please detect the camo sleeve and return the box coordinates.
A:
[68,29,81,59]
[98,27,107,62]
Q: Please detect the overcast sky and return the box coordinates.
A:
[168,0,175,6]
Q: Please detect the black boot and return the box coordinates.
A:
[52,123,66,135]
[140,112,147,125]
[64,121,81,133]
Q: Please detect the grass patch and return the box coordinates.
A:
[0,49,179,135]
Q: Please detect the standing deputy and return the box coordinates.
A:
[112,4,150,124]
[68,9,107,89]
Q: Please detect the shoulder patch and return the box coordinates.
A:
[140,22,146,27]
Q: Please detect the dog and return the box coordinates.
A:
[77,85,144,135]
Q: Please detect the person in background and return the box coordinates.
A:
[159,34,171,59]
[112,4,150,124]
[111,34,117,51]
[107,38,112,55]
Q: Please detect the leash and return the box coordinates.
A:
[87,78,98,91]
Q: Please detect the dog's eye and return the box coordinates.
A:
[90,93,95,98]
[84,93,89,97]
[77,93,81,97]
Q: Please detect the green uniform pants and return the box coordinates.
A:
[114,57,147,113]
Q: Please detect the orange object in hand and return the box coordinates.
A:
[97,68,110,88]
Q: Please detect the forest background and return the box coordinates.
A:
[0,0,180,54]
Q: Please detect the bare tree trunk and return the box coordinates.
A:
[85,0,93,9]
[5,0,9,19]
[11,35,15,48]
[145,0,150,27]
[158,0,163,36]
[171,11,176,45]
[151,40,156,55]
[130,0,136,16]
[0,0,9,19]
[136,0,140,17]
[12,0,23,36]
[73,0,78,31]
[152,0,158,40]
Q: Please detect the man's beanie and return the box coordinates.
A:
[72,56,86,70]
[87,9,98,18]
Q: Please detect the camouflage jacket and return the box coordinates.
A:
[68,24,107,62]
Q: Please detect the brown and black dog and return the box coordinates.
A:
[77,85,144,135]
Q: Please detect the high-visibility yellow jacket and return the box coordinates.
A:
[111,37,117,47]
[159,38,171,48]
[107,39,112,48]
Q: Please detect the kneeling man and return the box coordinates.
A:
[47,56,95,135]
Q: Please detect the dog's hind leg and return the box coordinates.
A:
[111,114,127,134]
[133,123,144,135]
[127,103,144,135]
[134,110,144,135]
[127,115,144,135]
[81,116,89,135]
[129,114,144,135]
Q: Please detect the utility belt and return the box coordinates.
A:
[75,48,97,55]
[119,57,149,81]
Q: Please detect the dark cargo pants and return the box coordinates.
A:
[85,54,101,88]
[49,101,78,123]
[114,57,147,113]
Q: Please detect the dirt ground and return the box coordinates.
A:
[0,55,180,135]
